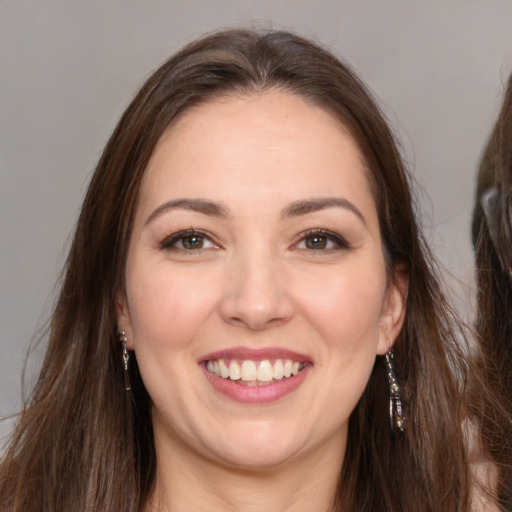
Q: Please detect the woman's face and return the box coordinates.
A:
[117,90,406,471]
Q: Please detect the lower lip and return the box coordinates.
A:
[202,364,311,404]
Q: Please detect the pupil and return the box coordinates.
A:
[307,236,326,249]
[184,236,203,249]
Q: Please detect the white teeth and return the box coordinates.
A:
[257,360,273,382]
[241,360,257,381]
[283,360,293,378]
[229,361,241,380]
[272,359,284,380]
[206,357,305,382]
[219,359,229,379]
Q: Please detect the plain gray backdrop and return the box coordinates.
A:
[1,1,512,442]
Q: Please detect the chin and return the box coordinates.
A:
[203,422,304,470]
[214,445,298,471]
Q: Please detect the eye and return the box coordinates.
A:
[295,229,350,252]
[303,234,331,250]
[160,229,218,252]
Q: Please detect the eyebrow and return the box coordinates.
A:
[145,198,230,225]
[145,196,367,226]
[282,197,367,226]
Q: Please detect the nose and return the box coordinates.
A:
[219,248,294,331]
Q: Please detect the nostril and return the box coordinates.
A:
[224,312,289,331]
[218,259,294,330]
[220,293,294,330]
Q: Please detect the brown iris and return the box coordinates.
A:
[305,235,328,250]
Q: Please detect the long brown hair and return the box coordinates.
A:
[1,29,472,511]
[472,71,512,510]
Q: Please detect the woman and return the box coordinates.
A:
[472,71,512,511]
[0,29,475,511]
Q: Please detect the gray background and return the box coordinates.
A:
[1,1,512,442]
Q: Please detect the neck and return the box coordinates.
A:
[146,430,345,512]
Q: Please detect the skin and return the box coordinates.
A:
[116,90,407,512]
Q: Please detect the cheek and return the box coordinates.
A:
[126,261,220,352]
[293,262,387,351]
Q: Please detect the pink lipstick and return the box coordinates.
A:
[200,347,312,404]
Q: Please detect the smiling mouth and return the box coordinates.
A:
[205,358,306,386]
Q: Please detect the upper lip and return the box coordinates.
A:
[200,347,312,363]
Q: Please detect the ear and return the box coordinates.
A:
[115,288,134,350]
[376,263,409,355]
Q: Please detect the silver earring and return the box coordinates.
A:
[385,345,405,432]
[118,331,131,391]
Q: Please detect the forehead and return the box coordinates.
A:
[139,90,375,215]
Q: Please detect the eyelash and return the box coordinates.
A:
[159,229,217,252]
[159,228,350,253]
[295,229,351,252]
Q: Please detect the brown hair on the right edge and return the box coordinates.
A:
[472,71,512,510]
[0,28,482,511]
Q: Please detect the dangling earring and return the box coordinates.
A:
[118,331,131,391]
[385,342,405,432]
